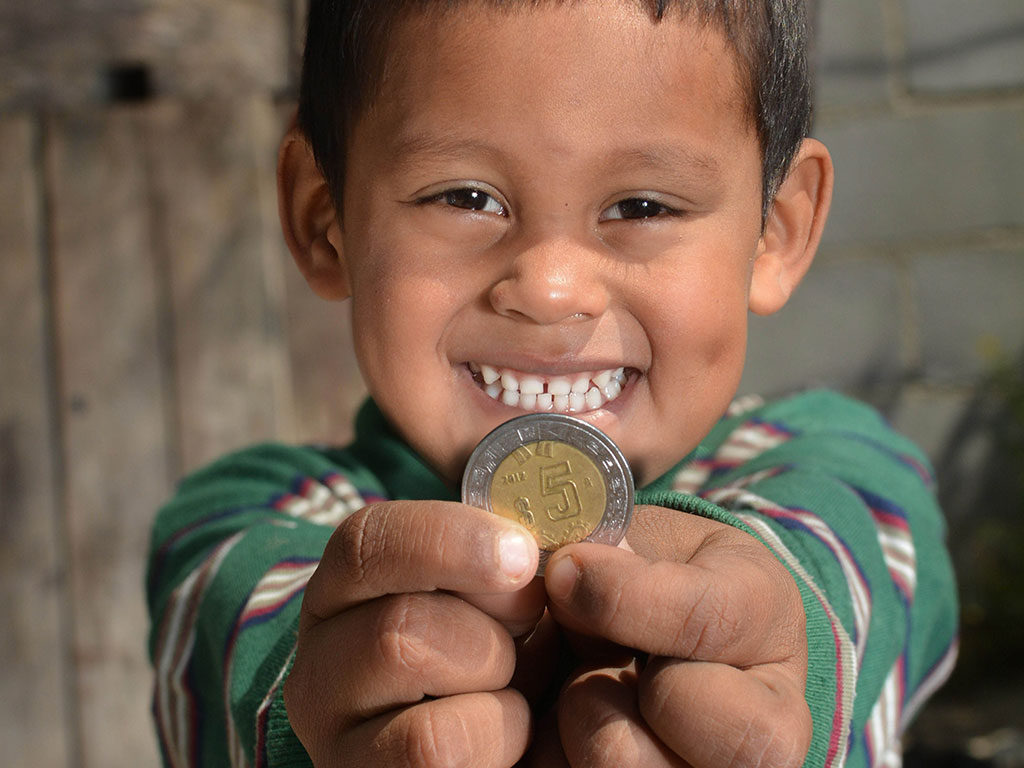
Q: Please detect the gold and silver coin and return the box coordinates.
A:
[461,413,634,573]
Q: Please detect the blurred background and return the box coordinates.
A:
[0,0,1021,766]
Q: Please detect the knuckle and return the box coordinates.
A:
[331,503,387,586]
[578,714,643,767]
[636,665,672,726]
[761,558,807,654]
[375,594,432,675]
[599,580,630,631]
[282,653,332,756]
[403,706,468,768]
[682,582,741,659]
[583,564,643,635]
[731,700,813,768]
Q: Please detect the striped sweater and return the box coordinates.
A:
[146,390,958,767]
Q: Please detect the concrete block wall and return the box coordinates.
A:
[741,0,1024,535]
[742,3,1024,717]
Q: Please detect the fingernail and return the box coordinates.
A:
[544,555,578,601]
[498,529,533,581]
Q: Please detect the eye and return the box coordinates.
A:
[601,197,682,221]
[425,187,507,216]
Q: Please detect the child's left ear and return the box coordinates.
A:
[749,138,834,316]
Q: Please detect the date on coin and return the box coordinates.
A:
[462,413,634,573]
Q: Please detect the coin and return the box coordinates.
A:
[461,413,634,573]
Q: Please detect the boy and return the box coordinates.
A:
[147,1,958,766]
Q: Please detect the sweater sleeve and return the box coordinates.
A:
[146,443,386,768]
[635,390,958,768]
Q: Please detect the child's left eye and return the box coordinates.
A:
[601,198,681,221]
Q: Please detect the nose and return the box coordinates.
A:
[488,235,609,325]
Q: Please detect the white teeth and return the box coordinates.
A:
[602,378,622,400]
[481,364,500,385]
[472,363,630,414]
[548,377,572,396]
[519,375,544,395]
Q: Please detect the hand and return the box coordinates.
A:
[285,500,546,768]
[542,505,812,768]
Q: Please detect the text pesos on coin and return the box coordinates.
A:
[462,414,634,561]
[491,440,606,550]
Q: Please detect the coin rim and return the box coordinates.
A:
[461,413,634,572]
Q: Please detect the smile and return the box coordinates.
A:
[469,363,629,414]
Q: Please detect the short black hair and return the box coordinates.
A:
[298,0,812,221]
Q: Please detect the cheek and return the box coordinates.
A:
[653,256,751,366]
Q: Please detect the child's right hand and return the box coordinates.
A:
[284,500,545,767]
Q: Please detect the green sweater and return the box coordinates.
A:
[146,390,958,767]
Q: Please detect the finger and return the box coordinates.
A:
[544,537,804,666]
[509,609,563,706]
[289,592,516,731]
[558,660,690,768]
[329,690,531,768]
[624,504,719,562]
[303,501,538,626]
[639,657,812,768]
[456,575,547,636]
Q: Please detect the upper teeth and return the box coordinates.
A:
[471,364,627,413]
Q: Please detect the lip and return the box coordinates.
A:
[465,357,637,377]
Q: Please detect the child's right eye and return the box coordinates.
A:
[424,188,507,216]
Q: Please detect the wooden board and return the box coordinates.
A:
[0,0,290,110]
[289,0,309,91]
[146,97,292,472]
[48,106,168,768]
[281,239,367,447]
[275,102,367,447]
[0,116,73,768]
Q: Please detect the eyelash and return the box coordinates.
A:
[417,188,684,221]
[602,198,684,221]
[418,187,507,216]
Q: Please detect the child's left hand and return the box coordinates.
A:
[533,504,812,768]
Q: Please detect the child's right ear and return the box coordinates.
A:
[277,121,350,301]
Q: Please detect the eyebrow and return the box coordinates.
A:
[387,131,501,168]
[608,146,723,182]
[387,131,723,183]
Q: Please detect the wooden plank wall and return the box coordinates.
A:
[0,1,366,766]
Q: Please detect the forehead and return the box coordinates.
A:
[355,2,755,173]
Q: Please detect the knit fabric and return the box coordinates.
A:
[146,390,958,767]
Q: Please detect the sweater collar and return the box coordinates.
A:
[348,399,458,502]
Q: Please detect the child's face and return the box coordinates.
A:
[338,1,768,485]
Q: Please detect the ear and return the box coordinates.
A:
[277,118,350,300]
[749,138,834,316]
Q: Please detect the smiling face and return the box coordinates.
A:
[285,1,827,486]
